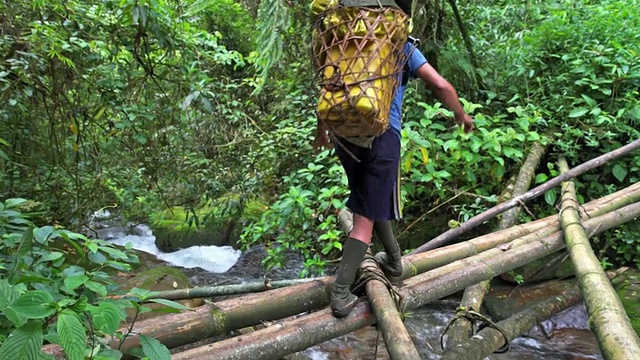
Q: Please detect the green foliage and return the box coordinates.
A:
[0,0,257,224]
[400,94,541,214]
[0,199,185,359]
[603,226,640,270]
[240,149,349,277]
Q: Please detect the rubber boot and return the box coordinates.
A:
[331,238,368,318]
[373,221,403,277]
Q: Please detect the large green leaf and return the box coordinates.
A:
[90,302,124,335]
[0,280,17,309]
[0,320,44,360]
[16,226,34,257]
[9,290,56,319]
[64,274,89,291]
[33,226,56,244]
[84,281,107,297]
[148,298,192,311]
[612,163,628,182]
[57,310,87,360]
[140,335,171,360]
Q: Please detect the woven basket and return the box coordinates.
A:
[312,4,409,138]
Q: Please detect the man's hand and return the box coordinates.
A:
[455,113,474,133]
[313,121,331,152]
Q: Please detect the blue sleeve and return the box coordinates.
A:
[404,42,428,78]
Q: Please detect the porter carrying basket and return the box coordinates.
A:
[311,0,410,138]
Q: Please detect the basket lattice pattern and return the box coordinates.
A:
[312,6,409,138]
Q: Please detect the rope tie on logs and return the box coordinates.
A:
[352,253,403,314]
[441,306,511,353]
[558,195,587,230]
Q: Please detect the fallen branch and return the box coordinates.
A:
[558,157,640,359]
[412,138,640,253]
[399,202,640,311]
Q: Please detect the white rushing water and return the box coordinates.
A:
[106,224,241,273]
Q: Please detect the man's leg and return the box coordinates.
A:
[330,213,373,318]
[374,221,403,277]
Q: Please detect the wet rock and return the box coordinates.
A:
[183,244,307,288]
[484,279,578,321]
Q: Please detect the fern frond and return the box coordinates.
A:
[253,0,292,94]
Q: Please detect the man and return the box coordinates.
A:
[314,38,474,318]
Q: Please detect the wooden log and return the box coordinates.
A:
[440,285,584,360]
[443,142,545,350]
[412,138,640,253]
[558,157,640,359]
[441,269,629,359]
[171,202,640,360]
[361,256,420,360]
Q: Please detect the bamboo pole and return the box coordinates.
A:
[172,203,640,360]
[412,138,640,253]
[558,158,640,359]
[444,142,545,350]
[361,256,420,360]
[112,278,324,301]
[440,285,584,360]
[112,184,640,355]
[442,281,491,348]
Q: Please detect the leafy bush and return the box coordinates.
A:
[0,199,186,360]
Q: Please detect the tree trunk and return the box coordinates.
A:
[445,0,478,69]
[443,142,546,349]
[412,138,640,253]
[442,281,491,348]
[113,277,333,354]
[558,157,640,359]
[171,202,640,360]
[361,256,421,360]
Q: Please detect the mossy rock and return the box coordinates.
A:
[119,266,203,321]
[612,268,640,337]
[150,206,236,251]
[150,196,268,252]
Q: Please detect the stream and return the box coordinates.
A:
[101,224,603,360]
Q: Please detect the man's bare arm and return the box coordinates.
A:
[415,62,473,133]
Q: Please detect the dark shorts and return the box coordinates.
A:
[335,129,402,221]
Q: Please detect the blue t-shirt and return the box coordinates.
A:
[388,42,428,137]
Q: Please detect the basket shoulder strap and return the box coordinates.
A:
[340,0,401,9]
